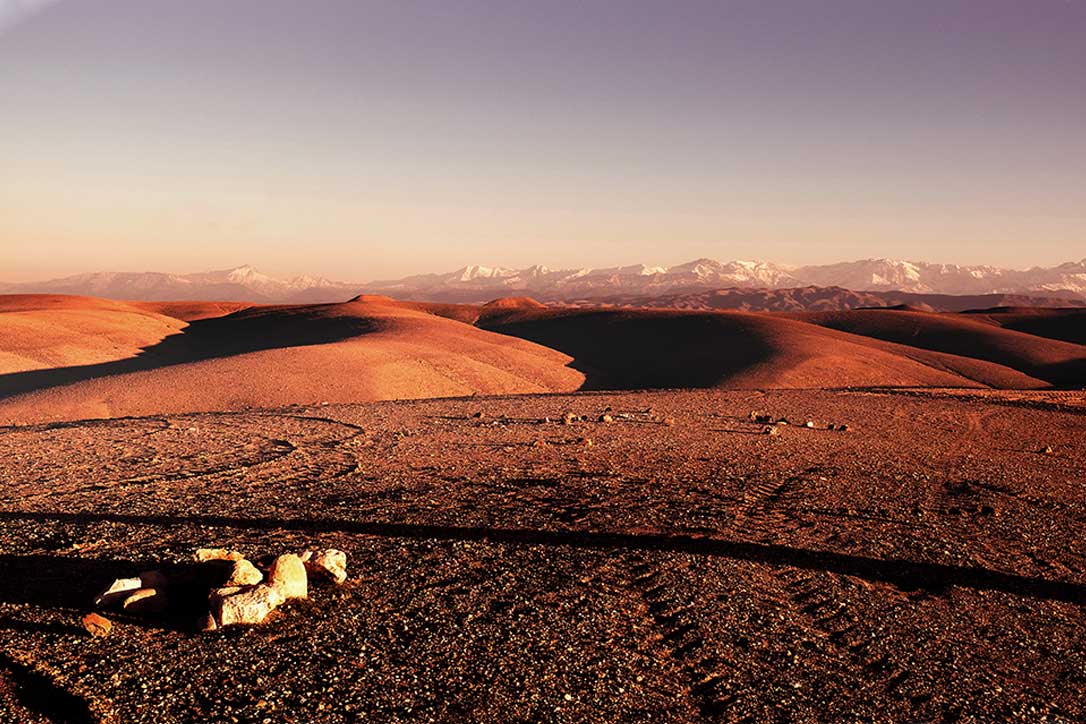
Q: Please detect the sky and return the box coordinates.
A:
[1,0,1084,282]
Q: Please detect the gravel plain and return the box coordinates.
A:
[0,388,1083,723]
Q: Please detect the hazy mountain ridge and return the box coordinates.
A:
[4,257,1085,305]
[0,265,350,303]
[360,257,1086,301]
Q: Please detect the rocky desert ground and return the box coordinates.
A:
[0,294,1084,722]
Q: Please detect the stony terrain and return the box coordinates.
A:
[0,388,1083,723]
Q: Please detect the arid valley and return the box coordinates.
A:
[0,293,1084,722]
[4,2,1086,720]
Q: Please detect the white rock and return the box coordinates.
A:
[268,554,307,600]
[208,586,243,602]
[122,587,168,614]
[302,549,348,584]
[222,559,264,587]
[94,577,142,608]
[213,584,286,627]
[193,548,245,563]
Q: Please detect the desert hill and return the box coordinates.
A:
[478,307,1049,391]
[0,295,188,375]
[131,300,256,322]
[0,296,583,423]
[963,307,1086,345]
[3,294,1084,423]
[789,309,1086,386]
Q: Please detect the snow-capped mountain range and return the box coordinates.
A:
[3,258,1085,304]
[0,265,347,303]
[364,257,1086,302]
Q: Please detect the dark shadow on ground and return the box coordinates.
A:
[0,305,378,398]
[0,651,95,724]
[794,310,1086,386]
[1,511,1083,606]
[480,309,774,390]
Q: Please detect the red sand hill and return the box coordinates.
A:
[788,309,1086,386]
[0,295,188,375]
[0,296,583,423]
[962,307,1086,346]
[478,307,1047,391]
[3,294,1082,424]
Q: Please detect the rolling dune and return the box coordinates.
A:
[962,307,1086,346]
[788,309,1086,385]
[3,294,1079,424]
[0,297,583,423]
[0,295,187,375]
[478,307,1047,391]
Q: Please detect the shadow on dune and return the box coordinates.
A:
[0,305,379,399]
[973,309,1086,346]
[480,310,775,390]
[794,310,1086,386]
[1,511,1083,606]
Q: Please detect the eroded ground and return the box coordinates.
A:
[0,389,1084,723]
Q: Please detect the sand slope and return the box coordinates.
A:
[0,297,583,423]
[0,295,188,375]
[962,307,1086,346]
[3,295,1080,424]
[788,309,1086,385]
[479,307,1048,391]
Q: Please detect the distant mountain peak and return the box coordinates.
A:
[5,256,1085,304]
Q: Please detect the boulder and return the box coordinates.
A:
[81,612,112,637]
[209,586,244,602]
[301,549,348,585]
[213,584,286,627]
[193,548,245,563]
[222,559,264,587]
[94,577,142,609]
[268,554,308,600]
[122,587,168,614]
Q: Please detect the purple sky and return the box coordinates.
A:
[1,0,1083,281]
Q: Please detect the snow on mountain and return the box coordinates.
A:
[5,266,359,303]
[6,258,1085,304]
[793,258,1086,297]
[362,258,1086,302]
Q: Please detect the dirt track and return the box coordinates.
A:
[0,388,1083,722]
